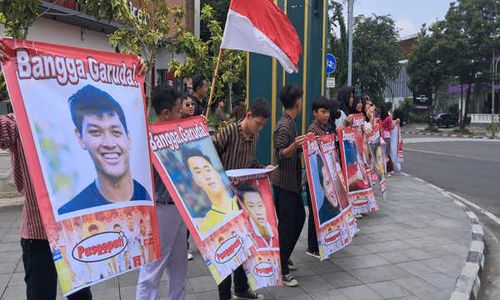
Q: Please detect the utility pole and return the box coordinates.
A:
[492,0,498,123]
[347,0,354,86]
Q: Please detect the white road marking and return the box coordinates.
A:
[404,137,500,144]
[405,148,500,163]
[445,191,500,226]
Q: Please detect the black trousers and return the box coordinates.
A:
[273,186,306,275]
[21,239,92,300]
[218,265,249,300]
[305,185,319,253]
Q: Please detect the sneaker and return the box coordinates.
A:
[287,259,297,271]
[282,274,299,287]
[233,290,264,300]
[187,251,194,261]
[306,250,320,259]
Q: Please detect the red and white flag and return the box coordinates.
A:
[221,0,302,73]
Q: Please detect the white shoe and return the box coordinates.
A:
[187,251,194,261]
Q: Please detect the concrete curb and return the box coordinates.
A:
[449,200,485,300]
[402,130,499,140]
[400,173,485,300]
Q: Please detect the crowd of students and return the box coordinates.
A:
[0,39,400,300]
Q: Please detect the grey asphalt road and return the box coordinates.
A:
[403,138,500,300]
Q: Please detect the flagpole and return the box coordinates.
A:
[205,48,225,119]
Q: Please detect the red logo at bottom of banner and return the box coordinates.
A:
[72,231,128,263]
[215,235,243,264]
[254,262,275,277]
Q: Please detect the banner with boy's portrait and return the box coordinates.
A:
[367,126,387,199]
[226,168,282,290]
[0,38,160,295]
[303,134,356,261]
[149,116,255,284]
[337,127,378,216]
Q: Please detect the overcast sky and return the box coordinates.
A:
[351,0,453,38]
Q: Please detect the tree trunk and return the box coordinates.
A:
[460,83,471,129]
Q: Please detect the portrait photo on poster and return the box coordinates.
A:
[343,139,370,192]
[155,137,241,240]
[18,80,153,221]
[234,179,279,250]
[309,153,343,225]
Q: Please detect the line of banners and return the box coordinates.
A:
[0,38,402,295]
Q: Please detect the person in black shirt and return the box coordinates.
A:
[191,75,208,116]
[58,85,151,215]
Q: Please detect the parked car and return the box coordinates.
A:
[432,113,458,128]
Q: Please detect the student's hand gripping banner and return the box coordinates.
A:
[337,127,378,216]
[302,134,356,261]
[367,126,387,199]
[0,38,160,295]
[149,116,255,284]
[226,168,282,289]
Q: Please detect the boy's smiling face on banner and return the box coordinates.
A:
[76,113,131,180]
[188,156,224,197]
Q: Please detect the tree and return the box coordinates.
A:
[407,24,446,107]
[81,0,183,115]
[168,4,245,105]
[0,1,42,100]
[200,0,229,41]
[352,14,400,105]
[431,0,499,128]
[0,1,41,39]
[328,0,348,93]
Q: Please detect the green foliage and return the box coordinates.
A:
[452,128,472,135]
[424,124,440,132]
[486,123,500,138]
[200,0,229,42]
[168,4,245,101]
[328,0,347,93]
[0,0,42,101]
[352,15,400,105]
[406,25,444,102]
[407,0,499,129]
[0,0,41,39]
[81,0,174,65]
[395,97,414,124]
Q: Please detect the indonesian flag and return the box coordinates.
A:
[221,0,302,73]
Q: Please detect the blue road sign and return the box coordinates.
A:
[326,53,337,75]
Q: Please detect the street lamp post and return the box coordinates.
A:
[492,54,499,123]
[347,0,354,86]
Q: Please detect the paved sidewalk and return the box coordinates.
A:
[0,174,471,300]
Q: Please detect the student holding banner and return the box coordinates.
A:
[136,84,187,300]
[271,85,306,287]
[0,116,94,300]
[305,97,331,259]
[212,98,271,300]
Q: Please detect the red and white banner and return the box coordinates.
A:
[390,124,403,171]
[227,168,282,289]
[367,126,387,199]
[221,0,302,73]
[337,127,378,216]
[303,134,357,260]
[1,38,160,295]
[149,117,255,284]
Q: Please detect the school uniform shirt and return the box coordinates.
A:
[271,113,302,194]
[0,114,46,239]
[213,122,262,170]
[308,119,328,136]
